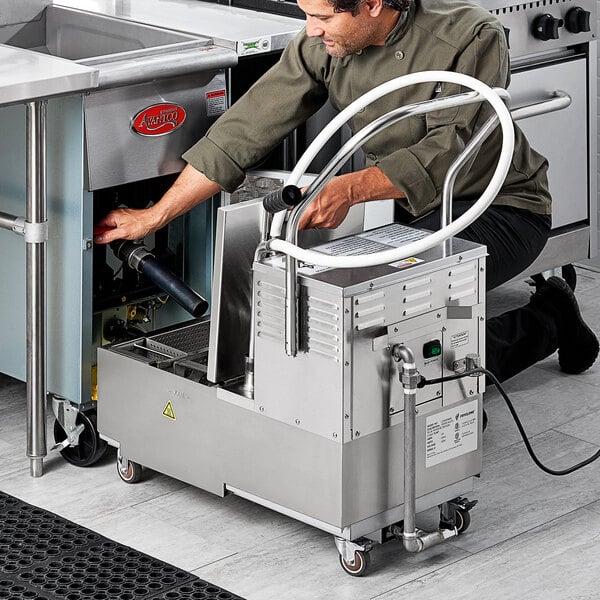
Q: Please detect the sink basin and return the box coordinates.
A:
[0,4,205,63]
[0,4,236,90]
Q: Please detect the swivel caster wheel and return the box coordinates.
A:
[439,497,476,535]
[53,410,107,467]
[453,508,471,534]
[339,549,371,577]
[117,454,143,483]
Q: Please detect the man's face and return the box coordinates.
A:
[298,0,383,58]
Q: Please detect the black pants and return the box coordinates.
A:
[404,202,553,383]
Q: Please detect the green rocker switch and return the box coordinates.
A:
[423,339,442,359]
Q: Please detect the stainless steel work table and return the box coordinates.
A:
[52,0,303,55]
[0,0,301,477]
[0,45,98,477]
[0,3,242,476]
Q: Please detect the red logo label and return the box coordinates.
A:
[131,103,186,137]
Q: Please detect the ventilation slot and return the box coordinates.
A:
[256,280,285,342]
[306,298,341,361]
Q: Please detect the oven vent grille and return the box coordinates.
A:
[490,0,573,16]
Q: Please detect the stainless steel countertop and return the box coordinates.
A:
[0,46,98,106]
[52,0,304,55]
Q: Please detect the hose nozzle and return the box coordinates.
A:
[112,240,208,318]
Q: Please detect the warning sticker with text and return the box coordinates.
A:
[206,89,227,117]
[425,399,478,468]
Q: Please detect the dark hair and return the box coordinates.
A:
[329,0,410,15]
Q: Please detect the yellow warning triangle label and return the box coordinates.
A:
[162,401,176,420]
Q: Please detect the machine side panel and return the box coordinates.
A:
[342,396,483,526]
[253,269,346,441]
[352,257,482,437]
[208,198,262,383]
[98,348,345,524]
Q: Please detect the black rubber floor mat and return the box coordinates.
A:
[0,491,246,600]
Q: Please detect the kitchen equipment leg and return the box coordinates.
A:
[26,100,48,478]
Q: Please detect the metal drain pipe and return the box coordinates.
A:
[392,344,458,552]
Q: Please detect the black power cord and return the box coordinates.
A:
[418,367,600,476]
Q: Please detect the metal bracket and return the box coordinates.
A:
[50,397,84,452]
[23,220,48,244]
[333,537,372,565]
[453,353,482,375]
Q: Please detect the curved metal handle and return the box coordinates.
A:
[510,90,572,122]
[272,76,514,356]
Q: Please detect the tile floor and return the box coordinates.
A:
[2,266,600,600]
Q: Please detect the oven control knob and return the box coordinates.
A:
[565,7,591,33]
[532,14,563,41]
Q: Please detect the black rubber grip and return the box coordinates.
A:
[137,256,209,317]
[262,185,303,213]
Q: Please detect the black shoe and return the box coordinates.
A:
[530,264,577,292]
[533,276,599,374]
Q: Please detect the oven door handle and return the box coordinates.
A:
[510,90,571,122]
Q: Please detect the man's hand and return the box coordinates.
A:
[93,164,222,245]
[299,174,354,230]
[93,207,162,244]
[298,167,405,230]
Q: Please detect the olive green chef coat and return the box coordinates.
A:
[183,0,551,217]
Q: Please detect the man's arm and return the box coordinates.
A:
[94,165,221,245]
[299,166,405,229]
[95,32,327,245]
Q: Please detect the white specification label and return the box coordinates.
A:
[450,330,469,349]
[359,224,429,247]
[425,399,478,468]
[264,223,429,274]
[312,223,430,257]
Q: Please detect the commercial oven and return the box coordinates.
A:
[478,0,597,273]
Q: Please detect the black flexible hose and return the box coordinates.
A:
[136,255,208,317]
[419,367,600,476]
[112,241,208,318]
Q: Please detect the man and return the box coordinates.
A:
[95,0,598,382]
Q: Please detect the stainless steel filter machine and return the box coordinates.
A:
[97,73,515,573]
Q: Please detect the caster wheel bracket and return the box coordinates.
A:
[334,536,372,565]
[50,397,84,451]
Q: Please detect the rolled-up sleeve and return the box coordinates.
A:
[182,34,329,193]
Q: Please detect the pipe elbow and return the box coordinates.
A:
[402,533,423,553]
[391,344,416,366]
